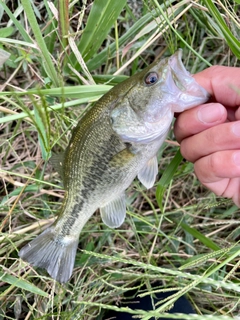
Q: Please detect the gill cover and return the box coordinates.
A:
[110,50,209,144]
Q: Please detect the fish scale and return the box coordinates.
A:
[54,115,130,238]
[19,50,209,283]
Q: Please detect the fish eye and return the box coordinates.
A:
[144,72,159,86]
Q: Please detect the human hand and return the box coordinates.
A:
[174,66,240,206]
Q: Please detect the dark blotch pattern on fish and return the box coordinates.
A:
[62,133,125,235]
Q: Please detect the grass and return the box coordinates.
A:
[0,0,240,319]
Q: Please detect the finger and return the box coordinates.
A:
[194,150,240,206]
[235,106,240,120]
[194,150,240,184]
[174,102,227,143]
[227,107,237,121]
[223,178,240,207]
[193,66,240,107]
[195,175,240,207]
[180,121,240,162]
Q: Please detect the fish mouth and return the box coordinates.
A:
[167,49,210,111]
[168,49,190,85]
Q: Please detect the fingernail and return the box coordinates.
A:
[197,103,224,124]
[233,151,240,166]
[232,122,240,137]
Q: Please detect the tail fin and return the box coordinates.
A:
[19,227,79,283]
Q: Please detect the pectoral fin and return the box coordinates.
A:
[138,156,158,189]
[100,193,126,228]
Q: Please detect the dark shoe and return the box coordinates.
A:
[102,284,195,320]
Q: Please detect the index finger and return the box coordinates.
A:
[193,66,240,108]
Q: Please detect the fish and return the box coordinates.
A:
[19,50,209,283]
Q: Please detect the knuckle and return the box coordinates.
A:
[208,153,221,176]
[174,116,187,142]
[180,139,193,161]
[205,126,222,148]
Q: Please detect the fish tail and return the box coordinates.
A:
[19,227,78,283]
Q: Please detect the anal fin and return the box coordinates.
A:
[138,156,158,189]
[100,193,126,228]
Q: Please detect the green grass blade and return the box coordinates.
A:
[203,0,240,59]
[86,1,180,71]
[80,300,235,320]
[0,0,32,43]
[0,26,14,38]
[86,10,155,71]
[0,96,103,124]
[58,0,69,65]
[0,84,112,98]
[58,0,69,50]
[0,271,48,297]
[35,84,112,98]
[43,0,58,54]
[152,0,212,67]
[82,250,240,293]
[181,223,221,251]
[0,37,37,48]
[156,149,183,211]
[76,0,127,63]
[32,96,51,160]
[21,0,60,86]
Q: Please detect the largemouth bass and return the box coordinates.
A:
[19,50,209,283]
